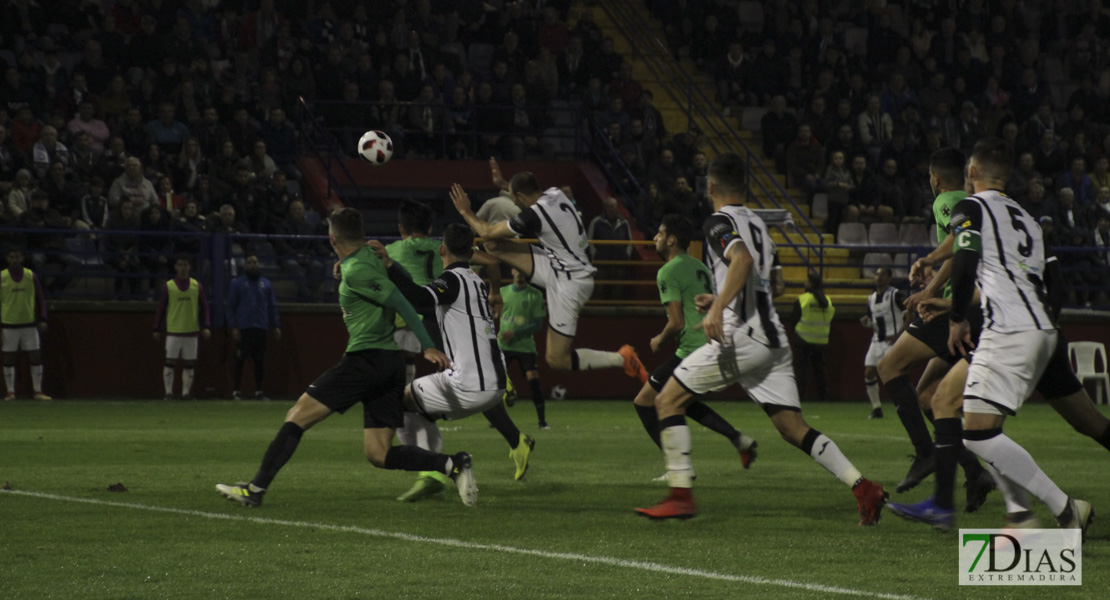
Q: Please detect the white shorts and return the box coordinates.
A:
[394,328,421,353]
[529,246,593,337]
[963,328,1056,416]
[864,339,895,367]
[671,327,801,409]
[2,328,40,352]
[165,335,199,361]
[409,371,504,421]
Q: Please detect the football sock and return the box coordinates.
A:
[801,428,862,487]
[572,348,623,370]
[29,363,43,392]
[181,368,194,396]
[251,421,305,489]
[404,362,416,386]
[983,462,1030,514]
[529,378,546,423]
[686,401,741,441]
[483,403,521,449]
[634,404,662,449]
[865,378,881,409]
[2,365,13,392]
[422,419,443,453]
[397,412,420,447]
[964,428,1068,515]
[933,418,961,510]
[957,447,985,479]
[384,445,443,472]
[887,375,933,457]
[660,415,693,488]
[162,366,174,395]
[1096,424,1110,452]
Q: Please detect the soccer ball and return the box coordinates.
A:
[358,130,393,165]
[550,384,567,400]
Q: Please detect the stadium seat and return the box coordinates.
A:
[868,222,898,246]
[899,223,930,246]
[861,252,893,278]
[836,222,867,245]
[1070,341,1110,405]
[467,43,495,78]
[891,253,909,280]
[811,193,829,220]
[741,106,768,132]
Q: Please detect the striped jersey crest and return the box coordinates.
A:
[867,286,903,342]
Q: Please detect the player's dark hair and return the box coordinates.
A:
[807,272,823,289]
[443,223,475,259]
[970,138,1013,181]
[509,171,541,197]
[660,214,694,250]
[929,147,966,187]
[707,152,746,198]
[398,199,434,234]
[327,207,364,243]
[174,253,192,267]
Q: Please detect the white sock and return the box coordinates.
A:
[398,412,421,447]
[30,364,43,392]
[182,368,194,396]
[405,363,416,385]
[422,419,443,454]
[163,367,174,395]
[865,379,881,409]
[983,462,1030,514]
[3,366,15,393]
[574,349,623,370]
[662,424,694,488]
[965,433,1068,515]
[808,433,863,487]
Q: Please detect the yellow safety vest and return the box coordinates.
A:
[796,292,834,345]
[166,278,200,334]
[1,267,37,326]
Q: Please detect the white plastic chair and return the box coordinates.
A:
[1069,342,1110,405]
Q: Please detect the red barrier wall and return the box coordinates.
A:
[11,309,1110,401]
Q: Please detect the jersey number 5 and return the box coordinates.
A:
[1005,206,1033,258]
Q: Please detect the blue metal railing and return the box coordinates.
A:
[295,96,369,208]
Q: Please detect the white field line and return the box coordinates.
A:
[1,489,928,600]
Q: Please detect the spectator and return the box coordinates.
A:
[155,176,186,215]
[558,35,590,96]
[41,161,83,225]
[79,176,109,231]
[609,62,642,111]
[191,106,230,159]
[661,176,704,224]
[53,73,97,123]
[846,154,876,223]
[98,75,132,124]
[1060,157,1095,205]
[224,167,260,231]
[592,37,625,84]
[7,170,35,219]
[10,107,41,159]
[31,126,69,180]
[762,95,798,173]
[0,67,38,115]
[1091,156,1110,191]
[407,84,449,158]
[227,253,282,400]
[1022,102,1058,150]
[1054,187,1090,239]
[1010,68,1050,123]
[371,80,407,155]
[109,157,158,210]
[139,204,174,291]
[879,128,917,177]
[173,137,208,195]
[823,150,854,233]
[928,101,960,149]
[801,96,834,148]
[917,71,955,117]
[587,196,632,299]
[1032,130,1068,181]
[881,73,918,118]
[786,124,826,197]
[648,148,684,193]
[68,131,99,181]
[241,139,278,181]
[276,200,328,300]
[104,201,142,297]
[119,107,151,157]
[716,41,750,110]
[259,170,296,234]
[1059,227,1105,307]
[257,107,298,179]
[66,100,109,153]
[146,103,190,156]
[1023,179,1053,222]
[748,38,789,105]
[506,83,551,161]
[1095,213,1110,270]
[19,191,79,293]
[152,254,211,400]
[1007,152,1043,203]
[0,124,17,190]
[1090,186,1110,225]
[226,108,259,158]
[874,159,906,222]
[857,95,893,165]
[956,101,984,152]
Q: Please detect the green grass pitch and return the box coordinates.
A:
[2,399,1107,600]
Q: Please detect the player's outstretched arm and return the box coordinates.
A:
[910,231,957,283]
[450,183,515,241]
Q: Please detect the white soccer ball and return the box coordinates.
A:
[357,130,394,166]
[550,384,566,400]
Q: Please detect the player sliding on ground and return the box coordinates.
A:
[635,153,887,524]
[216,208,478,508]
[449,171,650,382]
[372,225,536,502]
[634,215,757,476]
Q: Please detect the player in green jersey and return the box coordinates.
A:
[387,200,446,387]
[217,208,480,508]
[499,268,549,428]
[632,215,757,474]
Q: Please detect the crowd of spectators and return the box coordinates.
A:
[643,0,1110,304]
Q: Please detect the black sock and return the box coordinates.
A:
[957,447,984,480]
[483,403,521,449]
[384,445,443,472]
[251,422,305,490]
[529,378,546,423]
[634,404,662,449]
[686,401,740,442]
[933,418,962,510]
[887,375,934,457]
[1097,424,1110,452]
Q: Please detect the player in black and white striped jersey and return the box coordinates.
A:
[373,224,536,502]
[450,171,650,382]
[860,267,906,419]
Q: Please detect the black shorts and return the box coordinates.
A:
[648,354,684,393]
[306,349,405,429]
[503,350,538,373]
[906,304,984,365]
